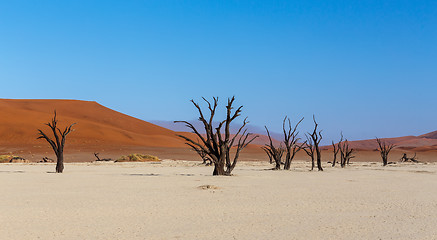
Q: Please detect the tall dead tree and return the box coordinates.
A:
[304,116,323,171]
[175,97,257,176]
[331,134,343,167]
[37,111,75,173]
[263,126,284,170]
[283,116,305,170]
[376,137,396,166]
[339,139,354,168]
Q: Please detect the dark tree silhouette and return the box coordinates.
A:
[376,137,396,166]
[304,116,323,171]
[283,117,305,170]
[94,153,112,162]
[400,153,419,163]
[37,111,75,173]
[339,139,354,168]
[175,97,257,176]
[303,134,316,170]
[331,133,344,167]
[263,126,284,170]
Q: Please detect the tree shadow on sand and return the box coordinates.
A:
[124,173,160,176]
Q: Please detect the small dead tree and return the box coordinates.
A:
[283,116,305,170]
[376,137,396,166]
[263,126,284,170]
[175,97,257,176]
[94,153,112,162]
[304,116,323,171]
[339,139,354,168]
[331,134,343,167]
[37,111,75,173]
[400,153,419,163]
[303,135,316,170]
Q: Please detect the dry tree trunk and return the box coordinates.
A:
[339,139,354,168]
[376,137,396,166]
[303,134,316,171]
[175,97,257,176]
[37,111,75,173]
[283,116,305,170]
[262,126,284,170]
[331,134,343,167]
[306,115,323,171]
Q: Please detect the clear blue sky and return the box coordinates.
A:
[1,0,436,143]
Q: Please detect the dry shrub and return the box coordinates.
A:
[115,153,160,162]
[0,155,28,163]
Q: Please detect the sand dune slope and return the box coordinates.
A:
[0,99,184,148]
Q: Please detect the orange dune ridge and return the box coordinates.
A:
[0,99,186,148]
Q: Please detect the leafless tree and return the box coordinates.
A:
[304,116,323,171]
[331,134,343,167]
[303,135,316,170]
[37,111,75,173]
[94,152,112,162]
[263,126,284,170]
[175,97,257,176]
[400,153,419,163]
[283,117,305,170]
[339,139,354,168]
[376,137,396,166]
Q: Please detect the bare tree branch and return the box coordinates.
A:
[175,97,257,175]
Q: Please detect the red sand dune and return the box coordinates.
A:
[0,99,186,148]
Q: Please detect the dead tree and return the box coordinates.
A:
[283,116,305,170]
[376,137,396,166]
[303,135,316,170]
[339,139,354,168]
[400,153,419,163]
[263,126,284,170]
[37,111,75,173]
[94,153,112,162]
[304,115,323,171]
[331,134,343,167]
[175,97,257,176]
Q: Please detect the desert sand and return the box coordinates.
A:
[1,160,437,240]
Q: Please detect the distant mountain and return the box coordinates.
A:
[420,131,437,139]
[323,132,437,152]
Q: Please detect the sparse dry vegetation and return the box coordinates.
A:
[0,155,28,163]
[115,154,160,162]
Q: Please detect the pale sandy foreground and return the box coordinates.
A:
[1,161,437,240]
